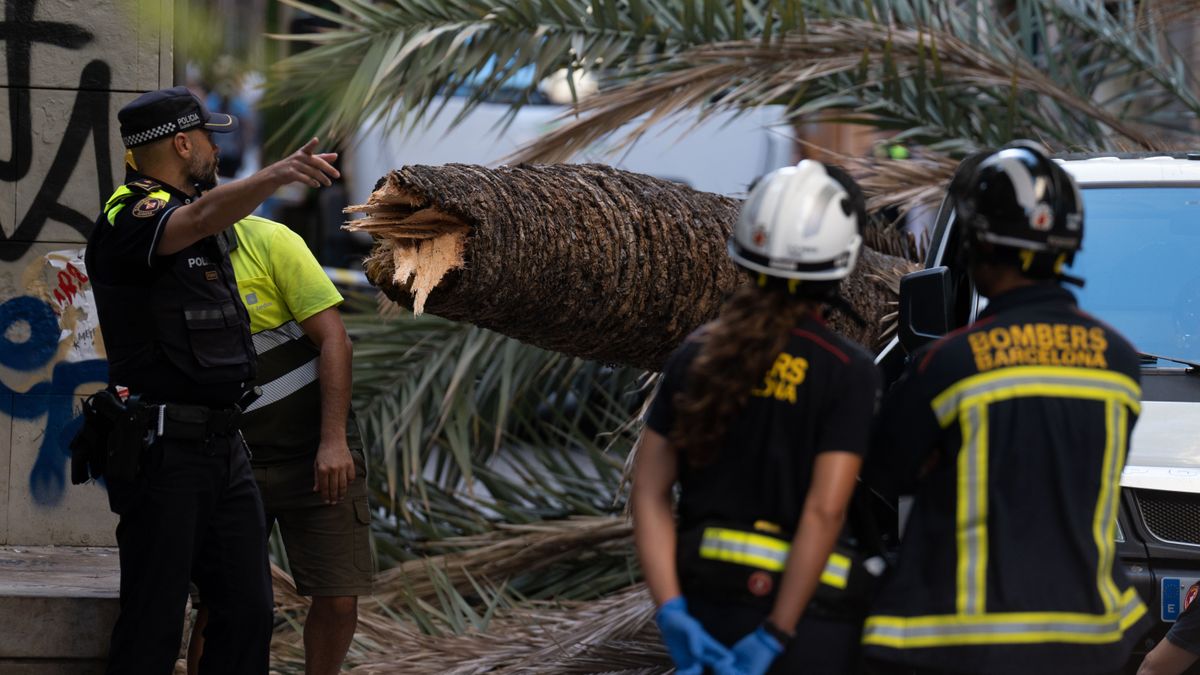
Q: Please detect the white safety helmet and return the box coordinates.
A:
[728,160,863,282]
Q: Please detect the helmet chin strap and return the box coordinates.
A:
[968,237,1086,288]
[1057,272,1086,287]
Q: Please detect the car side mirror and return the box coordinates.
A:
[898,266,953,353]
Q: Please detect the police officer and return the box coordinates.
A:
[862,142,1150,675]
[632,161,882,675]
[85,86,340,674]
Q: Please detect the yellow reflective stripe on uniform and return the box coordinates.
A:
[956,403,988,615]
[104,185,135,212]
[863,587,1146,648]
[104,185,171,225]
[921,365,1143,646]
[700,528,789,572]
[819,552,851,589]
[700,527,850,589]
[931,366,1141,428]
[1093,401,1127,612]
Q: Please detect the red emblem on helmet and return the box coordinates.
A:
[748,571,774,597]
[752,227,768,248]
[1031,204,1054,231]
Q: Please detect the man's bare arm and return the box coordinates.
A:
[156,138,339,255]
[300,307,355,504]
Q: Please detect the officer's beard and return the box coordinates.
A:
[187,153,219,194]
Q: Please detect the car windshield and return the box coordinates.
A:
[1068,186,1200,365]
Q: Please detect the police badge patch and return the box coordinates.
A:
[132,196,166,218]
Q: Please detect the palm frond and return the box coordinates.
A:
[373,516,633,604]
[267,0,1200,159]
[346,308,644,517]
[271,558,661,674]
[265,0,801,150]
[513,17,1180,164]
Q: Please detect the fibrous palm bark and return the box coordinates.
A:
[349,163,913,371]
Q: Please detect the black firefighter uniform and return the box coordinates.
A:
[863,284,1150,675]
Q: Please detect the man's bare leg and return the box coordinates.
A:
[304,595,358,675]
[186,606,208,675]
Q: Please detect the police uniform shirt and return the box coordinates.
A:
[862,283,1149,674]
[86,171,254,407]
[229,216,346,462]
[1167,596,1200,657]
[646,314,881,535]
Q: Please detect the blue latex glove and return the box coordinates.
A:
[729,625,784,675]
[655,597,735,674]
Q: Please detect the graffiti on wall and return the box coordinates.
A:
[0,0,116,511]
[2,250,107,507]
[1,0,114,261]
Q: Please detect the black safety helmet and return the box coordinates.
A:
[952,141,1084,282]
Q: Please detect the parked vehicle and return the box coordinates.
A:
[883,152,1200,660]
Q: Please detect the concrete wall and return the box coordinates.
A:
[0,0,173,545]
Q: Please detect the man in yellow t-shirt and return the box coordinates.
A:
[189,216,373,675]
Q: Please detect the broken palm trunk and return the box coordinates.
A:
[348,163,914,371]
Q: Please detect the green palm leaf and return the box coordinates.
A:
[266,0,1200,158]
[345,305,645,523]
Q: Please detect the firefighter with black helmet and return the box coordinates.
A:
[632,160,883,674]
[862,142,1150,674]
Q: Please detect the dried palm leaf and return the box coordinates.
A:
[513,19,1165,165]
[372,517,632,605]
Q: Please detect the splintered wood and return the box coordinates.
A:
[346,163,916,371]
[345,174,468,314]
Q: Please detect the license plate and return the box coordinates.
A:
[1160,576,1200,622]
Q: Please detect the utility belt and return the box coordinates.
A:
[677,491,887,619]
[71,386,257,484]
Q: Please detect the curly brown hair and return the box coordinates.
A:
[670,278,819,468]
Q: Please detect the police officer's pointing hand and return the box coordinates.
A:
[155,137,340,256]
[270,137,340,189]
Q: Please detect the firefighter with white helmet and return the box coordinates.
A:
[632,160,883,674]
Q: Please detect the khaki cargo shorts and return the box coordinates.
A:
[253,447,376,596]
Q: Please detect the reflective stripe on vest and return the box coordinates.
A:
[242,320,318,414]
[931,365,1140,621]
[699,526,850,588]
[252,319,305,356]
[820,551,851,590]
[863,587,1147,648]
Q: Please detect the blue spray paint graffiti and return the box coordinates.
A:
[0,295,107,506]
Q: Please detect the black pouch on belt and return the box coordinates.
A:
[105,396,154,483]
[162,404,212,441]
[70,391,116,484]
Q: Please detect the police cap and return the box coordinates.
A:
[118,86,238,148]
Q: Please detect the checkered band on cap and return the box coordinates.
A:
[122,121,179,148]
